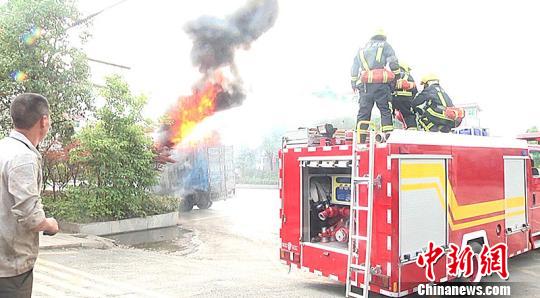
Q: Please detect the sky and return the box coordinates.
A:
[77,0,540,147]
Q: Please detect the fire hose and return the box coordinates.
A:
[317,205,350,243]
[318,206,350,221]
[318,218,349,243]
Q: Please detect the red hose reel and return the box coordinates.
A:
[318,206,350,221]
[317,206,350,243]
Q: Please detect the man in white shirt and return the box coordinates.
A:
[0,93,59,298]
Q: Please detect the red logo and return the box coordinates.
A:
[447,243,474,278]
[479,243,509,279]
[416,241,445,282]
[417,242,509,281]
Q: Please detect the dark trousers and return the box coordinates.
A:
[419,114,454,133]
[0,269,33,298]
[392,95,417,129]
[357,83,393,142]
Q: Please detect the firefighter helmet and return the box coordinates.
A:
[399,62,411,72]
[371,28,386,40]
[421,73,439,85]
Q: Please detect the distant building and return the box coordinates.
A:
[454,103,488,136]
[457,103,482,128]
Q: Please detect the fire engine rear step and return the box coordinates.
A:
[346,126,376,298]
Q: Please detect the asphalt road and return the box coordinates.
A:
[35,188,344,297]
[34,187,540,297]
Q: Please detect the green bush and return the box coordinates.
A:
[43,188,178,224]
[42,75,169,223]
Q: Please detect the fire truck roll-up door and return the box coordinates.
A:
[503,157,527,233]
[399,158,449,263]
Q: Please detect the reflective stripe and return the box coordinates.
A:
[419,117,435,131]
[351,76,358,81]
[382,71,388,83]
[419,119,429,130]
[436,87,448,107]
[368,71,373,83]
[407,127,418,131]
[395,91,413,96]
[382,125,394,132]
[375,46,383,63]
[359,50,370,71]
[427,107,449,120]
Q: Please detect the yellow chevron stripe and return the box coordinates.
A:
[453,211,525,230]
[400,162,526,230]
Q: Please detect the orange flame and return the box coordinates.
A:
[164,71,226,147]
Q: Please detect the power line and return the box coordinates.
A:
[69,0,130,29]
[87,58,131,70]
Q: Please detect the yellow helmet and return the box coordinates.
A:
[372,28,386,39]
[399,62,411,72]
[421,73,439,85]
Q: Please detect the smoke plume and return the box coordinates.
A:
[185,0,279,72]
[156,0,278,150]
[184,0,279,109]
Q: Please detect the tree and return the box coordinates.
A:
[70,75,158,219]
[260,128,285,172]
[0,0,93,140]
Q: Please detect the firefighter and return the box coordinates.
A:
[351,29,399,143]
[392,62,418,130]
[412,74,459,133]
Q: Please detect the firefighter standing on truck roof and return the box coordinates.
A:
[351,29,400,143]
[392,62,418,130]
[412,74,463,133]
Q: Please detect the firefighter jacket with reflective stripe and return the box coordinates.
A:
[412,83,454,120]
[394,71,417,97]
[351,38,399,84]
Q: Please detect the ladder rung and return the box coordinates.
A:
[352,206,370,211]
[352,176,370,184]
[351,235,368,241]
[347,291,364,298]
[349,263,366,271]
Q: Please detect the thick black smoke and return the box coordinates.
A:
[184,0,279,110]
[185,0,279,72]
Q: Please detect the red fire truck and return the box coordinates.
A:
[278,127,540,297]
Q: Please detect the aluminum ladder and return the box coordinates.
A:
[346,122,376,298]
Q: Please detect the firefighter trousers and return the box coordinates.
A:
[357,83,393,143]
[418,113,455,133]
[392,95,417,129]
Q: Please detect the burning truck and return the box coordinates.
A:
[153,0,278,211]
[154,142,235,212]
[152,74,240,212]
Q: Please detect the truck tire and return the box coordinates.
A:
[179,196,195,212]
[196,198,213,209]
[466,241,484,283]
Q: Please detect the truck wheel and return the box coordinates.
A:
[196,198,213,209]
[467,241,484,283]
[179,196,194,212]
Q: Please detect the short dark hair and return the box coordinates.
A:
[10,93,50,129]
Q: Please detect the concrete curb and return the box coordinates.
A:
[60,212,179,236]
